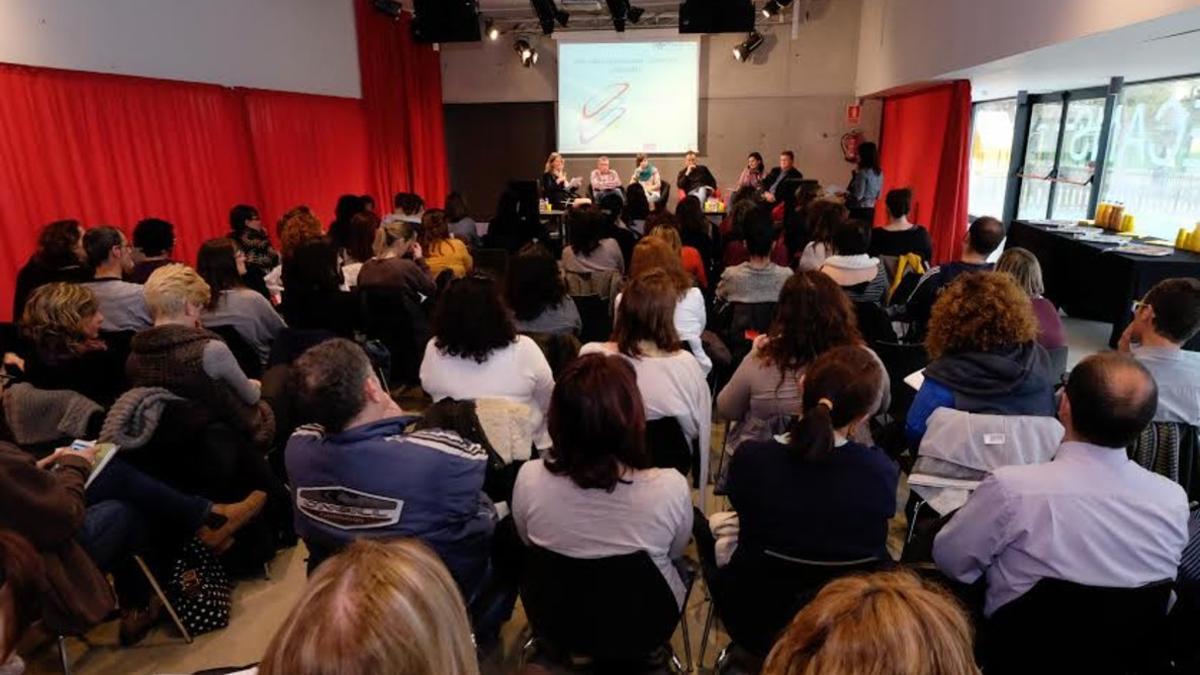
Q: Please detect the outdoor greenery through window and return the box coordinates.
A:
[968,99,1016,219]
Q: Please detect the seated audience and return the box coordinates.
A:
[360,194,376,213]
[783,180,823,263]
[0,531,41,671]
[420,275,554,449]
[677,150,717,202]
[628,236,711,374]
[228,204,278,298]
[648,221,708,290]
[507,243,581,335]
[445,191,482,250]
[388,192,425,226]
[762,570,980,675]
[630,153,661,204]
[541,152,579,209]
[265,206,324,302]
[340,211,381,288]
[81,226,152,332]
[737,152,765,190]
[512,353,693,606]
[327,194,366,255]
[19,283,127,408]
[844,142,882,221]
[869,188,933,262]
[677,195,721,284]
[1120,277,1200,425]
[485,186,550,253]
[598,192,639,267]
[590,156,623,202]
[13,220,89,321]
[906,272,1056,445]
[797,199,846,271]
[197,238,286,366]
[581,270,712,475]
[129,264,275,449]
[129,218,176,284]
[257,539,481,675]
[903,216,1005,333]
[560,205,625,275]
[287,339,493,595]
[421,209,473,280]
[280,240,360,337]
[996,247,1065,351]
[623,182,652,235]
[357,218,436,298]
[820,219,888,304]
[729,346,897,561]
[761,150,803,204]
[716,210,791,304]
[934,352,1189,617]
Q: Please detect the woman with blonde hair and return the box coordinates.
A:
[420,209,474,279]
[627,236,711,374]
[996,247,1065,351]
[762,569,980,675]
[357,219,436,297]
[258,538,480,675]
[541,152,580,208]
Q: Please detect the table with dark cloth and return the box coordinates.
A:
[1007,220,1200,350]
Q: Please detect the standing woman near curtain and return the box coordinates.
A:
[845,142,882,224]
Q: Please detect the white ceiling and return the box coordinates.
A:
[944,7,1200,100]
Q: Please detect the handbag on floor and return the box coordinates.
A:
[167,538,232,636]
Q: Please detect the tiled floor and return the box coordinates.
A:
[21,316,1114,675]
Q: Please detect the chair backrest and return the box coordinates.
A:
[870,340,929,419]
[473,247,509,281]
[1048,344,1069,383]
[854,301,898,344]
[359,287,431,386]
[1129,421,1200,501]
[645,415,693,476]
[571,295,613,345]
[206,324,263,379]
[984,578,1174,675]
[520,545,681,662]
[99,329,136,369]
[521,331,581,378]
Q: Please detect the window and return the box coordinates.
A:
[968,99,1017,219]
[1016,101,1063,220]
[1099,76,1200,241]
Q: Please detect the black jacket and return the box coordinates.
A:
[761,166,803,198]
[677,165,717,194]
[541,172,576,208]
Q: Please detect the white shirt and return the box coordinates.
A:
[933,441,1189,616]
[419,336,555,448]
[1133,345,1200,426]
[615,287,711,375]
[513,458,693,605]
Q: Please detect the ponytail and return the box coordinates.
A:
[785,346,885,462]
[788,397,837,462]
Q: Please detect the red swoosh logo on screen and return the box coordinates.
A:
[580,82,630,145]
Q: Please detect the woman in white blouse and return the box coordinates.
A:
[419,275,555,449]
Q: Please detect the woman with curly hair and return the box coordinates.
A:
[13,220,89,321]
[264,206,325,302]
[420,274,554,449]
[905,271,1056,445]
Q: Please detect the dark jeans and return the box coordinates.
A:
[78,500,146,571]
[87,457,212,532]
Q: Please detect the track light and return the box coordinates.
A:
[733,30,764,62]
[514,38,538,67]
[760,0,793,18]
[485,18,500,41]
[530,0,569,36]
[604,0,644,32]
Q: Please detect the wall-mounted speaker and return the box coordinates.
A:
[678,0,755,34]
[411,0,481,43]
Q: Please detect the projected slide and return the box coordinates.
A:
[558,40,699,155]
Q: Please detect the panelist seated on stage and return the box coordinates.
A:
[933,353,1189,618]
[540,152,580,209]
[589,156,623,202]
[630,153,662,203]
[760,150,803,204]
[677,151,718,202]
[900,216,1006,335]
[736,151,765,190]
[1120,277,1200,426]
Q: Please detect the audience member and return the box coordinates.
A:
[129,264,275,449]
[13,220,89,321]
[357,218,436,298]
[81,226,152,332]
[761,150,803,204]
[420,275,554,449]
[869,188,933,262]
[762,570,980,675]
[327,194,366,254]
[716,210,791,304]
[421,209,474,280]
[287,339,493,594]
[737,152,765,190]
[340,211,381,288]
[279,240,360,337]
[196,238,286,366]
[512,353,693,606]
[906,272,1057,445]
[648,221,707,289]
[797,199,847,272]
[485,186,550,253]
[560,205,625,275]
[677,195,721,284]
[718,190,769,267]
[783,180,823,263]
[629,236,711,374]
[581,270,712,476]
[0,531,41,670]
[389,192,426,225]
[630,153,661,204]
[590,156,623,202]
[265,206,324,302]
[677,151,717,202]
[844,141,882,221]
[445,191,482,250]
[19,283,127,408]
[258,539,481,675]
[541,152,579,209]
[129,218,176,284]
[934,352,1189,617]
[1119,277,1200,425]
[598,192,639,267]
[996,247,1065,351]
[903,216,1005,331]
[228,204,278,298]
[507,243,581,336]
[360,194,376,213]
[729,345,897,562]
[820,219,888,304]
[623,182,652,234]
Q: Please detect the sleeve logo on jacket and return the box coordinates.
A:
[296,486,403,530]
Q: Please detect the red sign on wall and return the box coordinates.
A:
[847,104,861,125]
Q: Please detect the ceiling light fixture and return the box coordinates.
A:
[485,18,500,41]
[514,38,539,67]
[733,30,764,62]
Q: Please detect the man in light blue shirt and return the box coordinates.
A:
[934,353,1189,616]
[81,226,152,332]
[1120,277,1200,426]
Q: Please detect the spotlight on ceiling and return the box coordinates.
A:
[485,18,500,41]
[530,0,569,35]
[733,30,764,62]
[760,0,793,18]
[604,0,644,32]
[514,38,539,67]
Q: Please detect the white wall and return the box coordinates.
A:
[855,0,1200,96]
[441,0,881,192]
[0,0,360,97]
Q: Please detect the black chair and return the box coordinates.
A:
[98,329,136,369]
[1129,422,1200,502]
[207,324,263,379]
[1047,344,1069,384]
[982,578,1174,675]
[645,416,695,480]
[473,247,510,281]
[573,295,612,345]
[520,545,690,672]
[854,301,898,344]
[360,287,431,386]
[871,340,929,422]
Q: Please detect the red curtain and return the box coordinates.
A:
[876,81,973,264]
[356,2,450,209]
